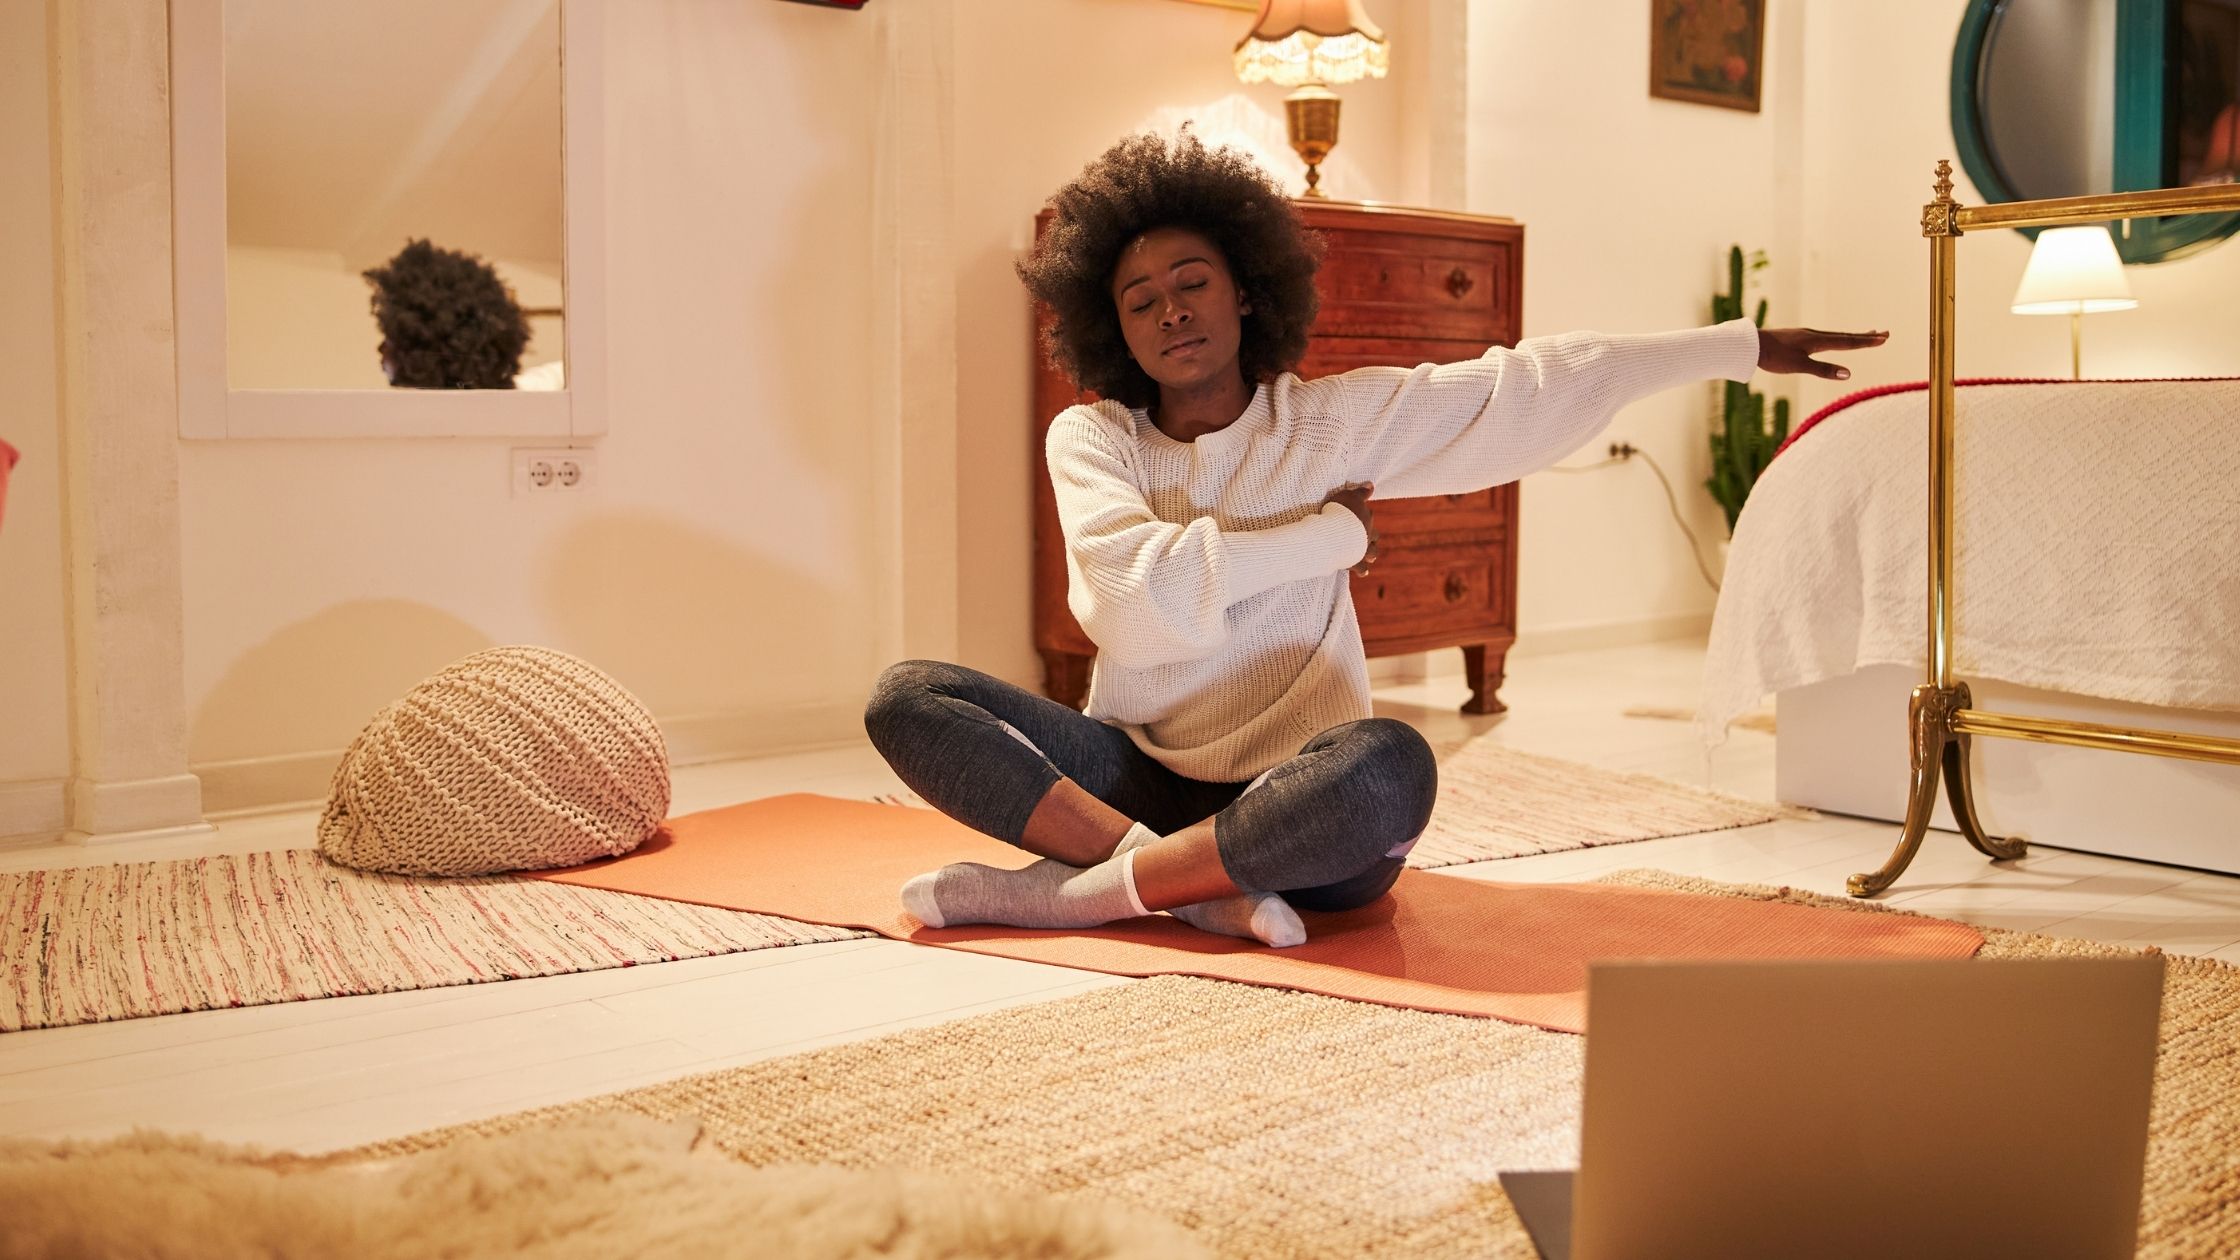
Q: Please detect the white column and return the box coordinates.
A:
[49,0,209,842]
[870,0,961,667]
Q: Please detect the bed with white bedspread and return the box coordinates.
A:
[1704,378,2240,872]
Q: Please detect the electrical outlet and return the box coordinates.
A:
[511,447,595,496]
[1608,440,1640,461]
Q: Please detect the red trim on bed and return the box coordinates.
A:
[1773,375,2240,459]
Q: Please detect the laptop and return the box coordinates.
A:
[1499,956,2164,1260]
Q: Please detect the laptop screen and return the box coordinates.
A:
[1568,956,2161,1260]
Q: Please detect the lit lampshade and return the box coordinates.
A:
[2010,225,2137,379]
[1233,0,1389,199]
[1233,0,1389,85]
[2011,226,2137,314]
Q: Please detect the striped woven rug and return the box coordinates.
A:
[0,850,863,1032]
[3,743,1792,1033]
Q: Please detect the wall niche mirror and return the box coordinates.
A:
[1954,0,2240,263]
[172,0,606,438]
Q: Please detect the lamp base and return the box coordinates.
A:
[1284,82,1341,198]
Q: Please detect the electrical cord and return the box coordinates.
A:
[1543,456,1627,474]
[1544,443,1725,592]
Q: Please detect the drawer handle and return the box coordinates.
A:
[1445,266,1475,300]
[1375,582,1387,599]
[1444,573,1468,603]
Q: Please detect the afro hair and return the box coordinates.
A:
[363,239,532,390]
[1016,131,1324,410]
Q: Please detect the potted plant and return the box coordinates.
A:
[1704,245,1790,571]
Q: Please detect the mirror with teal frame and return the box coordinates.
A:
[1954,0,2240,263]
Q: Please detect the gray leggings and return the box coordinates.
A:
[863,660,1438,912]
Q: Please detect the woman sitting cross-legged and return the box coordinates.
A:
[865,132,1879,947]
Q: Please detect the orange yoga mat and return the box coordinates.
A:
[538,794,1983,1033]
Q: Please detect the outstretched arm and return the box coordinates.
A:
[1328,322,1884,498]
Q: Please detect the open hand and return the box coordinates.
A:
[1757,328,1889,381]
[1323,481,1380,576]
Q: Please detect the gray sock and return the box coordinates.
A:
[1112,823,1305,949]
[901,849,1147,931]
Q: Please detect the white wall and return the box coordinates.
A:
[1458,0,2240,652]
[162,0,1437,813]
[21,0,2240,825]
[179,2,889,809]
[1796,0,2240,420]
[1462,0,1805,649]
[949,0,1430,688]
[0,0,72,840]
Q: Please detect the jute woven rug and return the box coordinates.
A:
[345,871,2240,1260]
[0,745,1792,1034]
[0,850,864,1032]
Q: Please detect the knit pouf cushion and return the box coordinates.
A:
[319,646,672,877]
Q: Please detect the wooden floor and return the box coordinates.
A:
[6,639,2239,1155]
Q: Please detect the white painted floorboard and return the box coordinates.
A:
[5,639,2238,1154]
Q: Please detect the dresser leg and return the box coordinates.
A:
[1460,643,1510,715]
[1039,650,1092,711]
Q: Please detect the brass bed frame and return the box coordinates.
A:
[1848,164,2240,898]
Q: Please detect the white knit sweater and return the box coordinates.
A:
[1048,319,1764,782]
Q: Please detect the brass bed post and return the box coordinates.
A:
[1848,161,2027,899]
[1846,166,2240,898]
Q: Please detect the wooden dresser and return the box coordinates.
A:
[1030,200,1525,715]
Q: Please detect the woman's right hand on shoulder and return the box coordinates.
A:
[1323,482,1380,577]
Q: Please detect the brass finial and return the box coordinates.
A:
[1921,159,1962,237]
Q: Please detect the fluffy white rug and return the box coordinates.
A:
[0,1113,1207,1259]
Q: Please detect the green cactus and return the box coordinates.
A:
[1704,245,1790,535]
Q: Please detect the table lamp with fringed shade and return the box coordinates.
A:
[1233,0,1388,198]
[2010,225,2137,380]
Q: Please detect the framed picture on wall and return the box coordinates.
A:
[1649,0,1766,113]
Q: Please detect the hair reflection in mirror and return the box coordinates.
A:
[363,239,531,389]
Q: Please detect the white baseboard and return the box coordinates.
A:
[196,699,869,818]
[1510,610,1713,660]
[1367,613,1714,687]
[195,749,342,818]
[66,772,213,845]
[659,699,866,768]
[0,778,67,845]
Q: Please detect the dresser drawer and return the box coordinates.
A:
[1350,545,1506,642]
[1373,488,1507,538]
[1309,232,1516,344]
